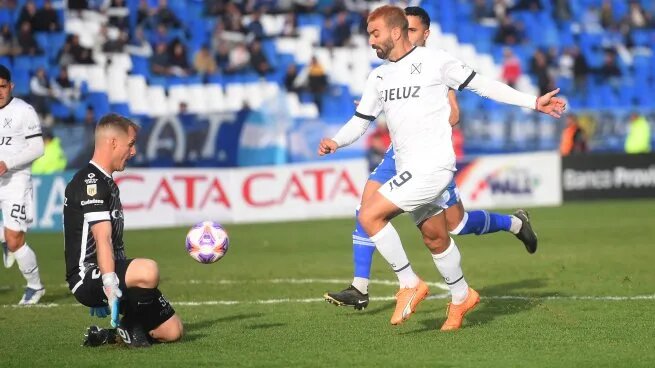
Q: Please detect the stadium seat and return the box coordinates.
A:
[204,84,226,113]
[146,85,169,116]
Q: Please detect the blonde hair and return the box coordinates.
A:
[95,113,139,137]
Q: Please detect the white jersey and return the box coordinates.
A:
[356,47,476,173]
[0,97,42,184]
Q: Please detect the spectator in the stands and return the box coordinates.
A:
[307,56,327,114]
[107,0,130,29]
[29,67,51,116]
[103,30,128,53]
[33,0,60,32]
[597,50,622,91]
[494,16,522,45]
[82,105,95,125]
[52,68,80,110]
[249,40,271,76]
[70,34,93,64]
[204,0,225,16]
[226,42,250,73]
[501,47,522,88]
[152,0,181,29]
[281,13,298,37]
[150,24,171,48]
[16,21,41,55]
[599,0,615,29]
[473,0,493,22]
[193,45,217,80]
[16,0,36,31]
[333,11,352,47]
[0,25,17,56]
[625,112,651,154]
[627,1,649,29]
[509,0,542,12]
[136,0,150,29]
[530,49,554,95]
[493,0,508,20]
[320,17,335,47]
[67,0,88,12]
[283,63,300,94]
[151,42,171,76]
[247,9,265,40]
[57,37,75,67]
[560,114,588,156]
[553,0,571,21]
[571,46,590,95]
[168,40,191,77]
[222,2,244,33]
[215,42,230,71]
[125,27,152,57]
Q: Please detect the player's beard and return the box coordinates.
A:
[372,38,394,60]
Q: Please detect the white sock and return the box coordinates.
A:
[14,244,43,290]
[352,277,369,294]
[370,222,419,289]
[509,215,522,234]
[432,238,469,304]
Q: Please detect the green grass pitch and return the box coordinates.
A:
[1,199,654,367]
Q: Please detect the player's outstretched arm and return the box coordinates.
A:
[318,138,338,156]
[536,88,566,118]
[465,73,566,117]
[317,114,372,156]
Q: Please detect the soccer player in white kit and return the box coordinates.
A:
[0,65,46,305]
[318,5,565,330]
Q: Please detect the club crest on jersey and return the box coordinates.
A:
[411,63,422,74]
[2,118,10,128]
[84,172,98,184]
[87,184,97,196]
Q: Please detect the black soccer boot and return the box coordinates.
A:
[514,209,538,254]
[82,326,119,347]
[324,285,369,310]
[116,317,152,348]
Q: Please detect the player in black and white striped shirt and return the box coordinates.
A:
[64,113,183,347]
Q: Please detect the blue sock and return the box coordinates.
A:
[458,210,512,235]
[352,210,375,279]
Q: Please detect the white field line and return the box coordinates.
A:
[3,293,655,309]
[42,278,451,290]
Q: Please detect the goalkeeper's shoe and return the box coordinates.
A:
[390,279,429,325]
[440,287,480,331]
[18,287,45,305]
[324,285,369,310]
[514,209,538,254]
[2,241,14,268]
[117,317,152,348]
[83,326,119,347]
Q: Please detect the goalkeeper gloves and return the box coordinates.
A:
[102,272,122,327]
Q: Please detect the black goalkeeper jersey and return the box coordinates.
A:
[63,161,126,281]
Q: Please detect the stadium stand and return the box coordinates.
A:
[0,0,653,163]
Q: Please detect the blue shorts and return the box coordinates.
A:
[368,146,460,209]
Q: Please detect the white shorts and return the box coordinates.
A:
[0,178,34,232]
[409,185,462,225]
[378,168,454,214]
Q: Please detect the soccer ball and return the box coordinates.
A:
[185,221,229,264]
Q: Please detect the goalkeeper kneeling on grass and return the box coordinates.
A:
[62,113,183,347]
